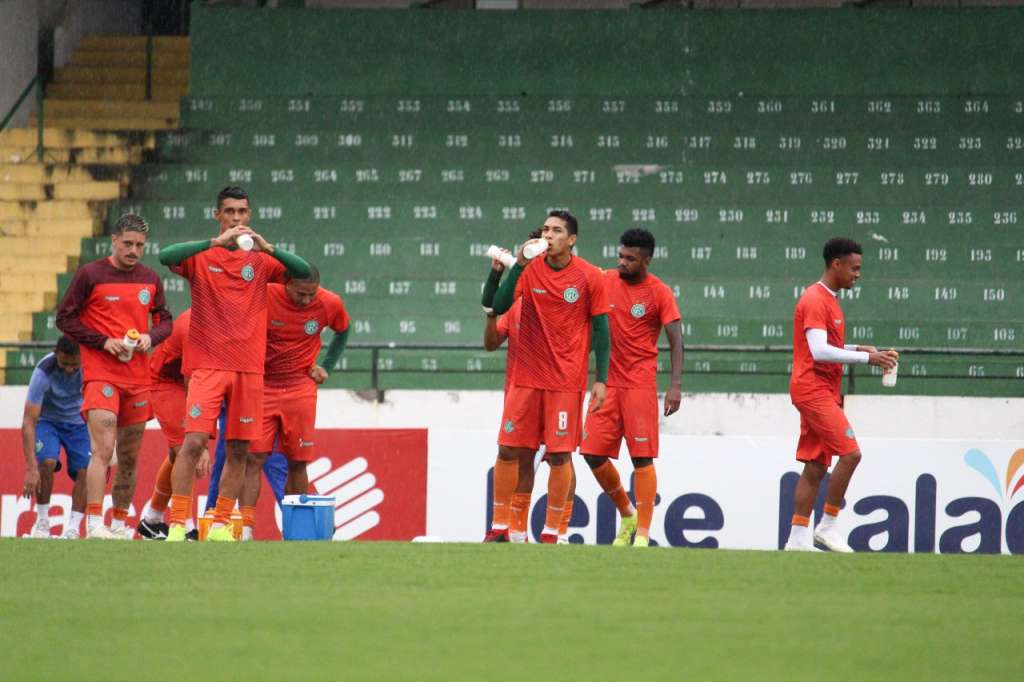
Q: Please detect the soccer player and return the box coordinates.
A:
[136,308,210,540]
[784,238,897,552]
[486,209,610,544]
[238,265,349,540]
[20,336,90,539]
[579,228,683,547]
[158,186,311,542]
[56,213,172,539]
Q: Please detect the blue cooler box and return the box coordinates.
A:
[281,495,336,540]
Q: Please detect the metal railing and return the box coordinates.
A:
[0,74,44,161]
[3,341,1020,401]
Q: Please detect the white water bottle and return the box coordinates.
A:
[522,239,548,261]
[881,348,899,387]
[236,233,254,251]
[484,245,516,269]
[119,329,141,363]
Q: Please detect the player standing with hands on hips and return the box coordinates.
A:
[785,238,898,552]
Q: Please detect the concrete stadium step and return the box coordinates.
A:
[0,201,98,220]
[0,254,75,272]
[0,313,34,342]
[0,180,119,202]
[47,82,189,101]
[0,235,83,257]
[31,117,179,131]
[43,99,180,120]
[0,146,145,164]
[0,218,99,238]
[79,35,190,52]
[0,128,145,149]
[71,50,191,69]
[52,66,189,86]
[0,271,58,293]
[0,291,58,313]
[0,164,102,183]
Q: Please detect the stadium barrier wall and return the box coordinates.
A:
[1,388,1021,552]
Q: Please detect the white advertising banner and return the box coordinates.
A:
[427,431,1024,554]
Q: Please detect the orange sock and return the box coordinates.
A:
[792,514,810,527]
[149,456,174,513]
[633,466,657,537]
[111,507,129,522]
[86,502,102,517]
[169,494,191,526]
[591,461,634,516]
[824,503,840,517]
[544,462,572,531]
[240,505,257,529]
[491,458,518,529]
[509,492,531,535]
[212,495,235,525]
[558,498,574,536]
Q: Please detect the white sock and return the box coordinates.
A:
[509,531,527,543]
[241,527,254,541]
[787,523,812,546]
[542,525,558,536]
[185,517,196,532]
[110,518,125,530]
[491,523,508,531]
[142,504,164,524]
[69,511,84,530]
[35,504,50,527]
[817,513,838,533]
[87,514,103,531]
[557,534,568,543]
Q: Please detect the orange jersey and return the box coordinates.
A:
[171,247,286,373]
[264,284,350,388]
[56,257,171,387]
[496,299,522,394]
[604,270,680,389]
[790,282,846,401]
[150,308,191,387]
[511,255,608,391]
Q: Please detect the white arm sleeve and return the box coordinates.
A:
[806,328,870,364]
[843,344,859,351]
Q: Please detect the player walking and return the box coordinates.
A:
[784,238,897,552]
[580,229,683,547]
[56,213,172,539]
[486,210,610,544]
[238,266,349,540]
[158,186,311,542]
[20,336,90,539]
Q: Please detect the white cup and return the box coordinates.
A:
[236,233,254,251]
[882,363,898,387]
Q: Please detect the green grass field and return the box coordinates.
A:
[1,540,1020,681]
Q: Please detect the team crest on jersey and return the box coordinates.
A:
[846,427,855,438]
[304,320,320,335]
[503,420,515,433]
[137,289,151,305]
[101,384,114,398]
[35,440,43,453]
[189,404,202,419]
[241,264,255,282]
[630,303,646,319]
[563,287,580,303]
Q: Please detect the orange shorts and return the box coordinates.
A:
[252,381,318,461]
[82,381,152,427]
[185,368,263,441]
[580,386,660,459]
[151,382,186,448]
[794,395,860,468]
[498,386,583,453]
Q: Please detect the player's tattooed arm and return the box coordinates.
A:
[664,320,684,416]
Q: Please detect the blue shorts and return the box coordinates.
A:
[35,419,91,479]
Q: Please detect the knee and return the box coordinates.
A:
[547,452,569,467]
[843,450,862,468]
[803,462,826,484]
[632,457,654,469]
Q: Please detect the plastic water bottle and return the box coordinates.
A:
[119,329,141,362]
[522,239,548,261]
[236,233,254,251]
[882,348,899,387]
[484,245,516,269]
